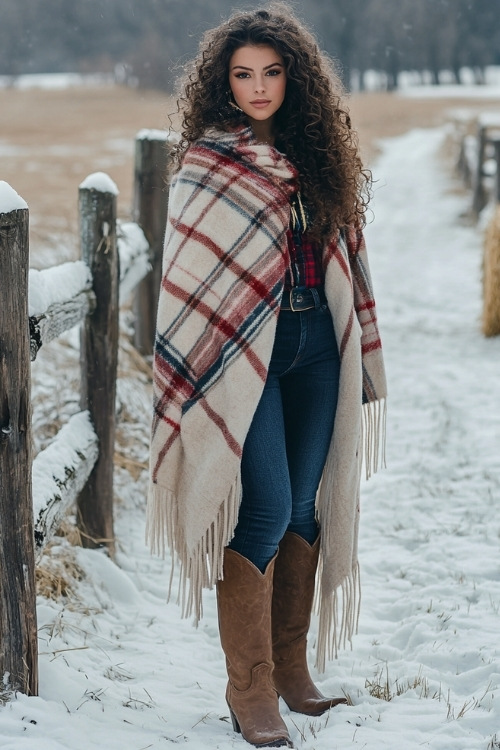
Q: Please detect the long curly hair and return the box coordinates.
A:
[173,4,371,240]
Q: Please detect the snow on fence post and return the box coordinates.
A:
[132,130,172,355]
[0,182,38,696]
[77,173,119,556]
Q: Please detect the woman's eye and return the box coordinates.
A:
[235,72,250,79]
[266,69,281,76]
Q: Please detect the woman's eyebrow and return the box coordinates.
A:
[230,62,284,71]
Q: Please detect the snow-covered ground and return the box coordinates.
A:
[357,65,500,95]
[400,84,500,99]
[0,73,115,90]
[1,126,499,750]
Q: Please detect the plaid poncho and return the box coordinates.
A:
[147,126,386,670]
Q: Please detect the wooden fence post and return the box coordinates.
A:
[472,124,487,219]
[77,174,119,555]
[133,131,171,355]
[0,183,38,696]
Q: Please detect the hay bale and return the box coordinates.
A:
[482,205,500,337]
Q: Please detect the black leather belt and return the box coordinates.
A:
[280,286,327,312]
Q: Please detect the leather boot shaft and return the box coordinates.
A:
[217,548,293,748]
[272,532,346,716]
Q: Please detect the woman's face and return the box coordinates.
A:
[229,45,286,131]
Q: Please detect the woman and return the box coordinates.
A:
[148,5,386,748]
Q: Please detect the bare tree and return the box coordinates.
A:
[1,1,500,95]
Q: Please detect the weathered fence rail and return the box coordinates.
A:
[0,130,175,696]
[32,411,99,560]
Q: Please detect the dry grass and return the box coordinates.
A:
[365,663,431,702]
[0,85,176,265]
[54,518,85,547]
[36,534,86,601]
[365,662,495,724]
[114,450,148,481]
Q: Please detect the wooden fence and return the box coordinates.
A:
[455,114,500,217]
[0,130,173,697]
[454,114,500,338]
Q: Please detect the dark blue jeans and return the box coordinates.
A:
[228,298,340,572]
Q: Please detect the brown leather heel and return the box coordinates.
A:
[228,703,241,733]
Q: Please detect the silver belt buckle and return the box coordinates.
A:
[290,288,304,312]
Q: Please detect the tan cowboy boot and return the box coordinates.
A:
[271,532,347,716]
[216,548,293,748]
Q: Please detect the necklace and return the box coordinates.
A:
[290,192,308,232]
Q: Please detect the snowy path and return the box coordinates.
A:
[1,128,499,750]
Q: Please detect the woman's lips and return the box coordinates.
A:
[250,100,271,108]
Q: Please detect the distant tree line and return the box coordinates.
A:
[1,0,499,91]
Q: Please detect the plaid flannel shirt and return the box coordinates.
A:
[284,228,324,290]
[284,194,324,290]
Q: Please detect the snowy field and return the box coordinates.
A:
[2,66,500,94]
[1,125,500,749]
[0,73,116,90]
[399,84,500,100]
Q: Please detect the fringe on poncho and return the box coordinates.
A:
[147,125,387,672]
